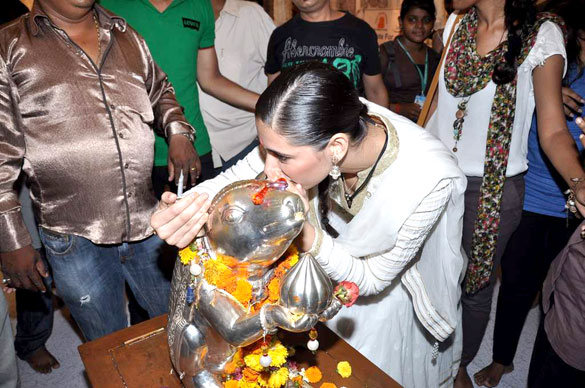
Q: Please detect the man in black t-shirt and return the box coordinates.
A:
[265,0,389,107]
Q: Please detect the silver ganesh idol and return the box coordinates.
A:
[166,179,341,388]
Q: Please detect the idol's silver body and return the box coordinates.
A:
[167,180,341,387]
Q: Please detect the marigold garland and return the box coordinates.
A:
[180,243,326,388]
[320,383,337,388]
[180,244,299,309]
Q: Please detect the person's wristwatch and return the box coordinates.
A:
[175,132,195,144]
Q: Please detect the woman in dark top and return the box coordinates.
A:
[380,0,440,122]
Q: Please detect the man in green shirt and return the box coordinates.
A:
[100,0,258,197]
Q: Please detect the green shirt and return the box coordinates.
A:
[100,0,214,166]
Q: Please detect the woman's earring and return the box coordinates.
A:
[329,156,341,180]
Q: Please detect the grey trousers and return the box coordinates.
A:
[0,293,18,388]
[460,175,525,367]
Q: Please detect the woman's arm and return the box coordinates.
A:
[308,179,453,296]
[533,55,585,207]
[151,147,266,247]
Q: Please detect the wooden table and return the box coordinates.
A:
[79,315,402,388]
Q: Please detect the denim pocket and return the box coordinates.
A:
[40,229,75,256]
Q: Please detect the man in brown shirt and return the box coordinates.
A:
[0,0,201,340]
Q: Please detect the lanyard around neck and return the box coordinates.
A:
[396,37,429,95]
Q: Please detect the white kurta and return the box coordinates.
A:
[189,100,467,388]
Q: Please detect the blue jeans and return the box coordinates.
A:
[39,229,171,341]
[14,268,53,359]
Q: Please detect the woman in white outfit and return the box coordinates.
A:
[152,62,467,387]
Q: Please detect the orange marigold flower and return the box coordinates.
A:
[268,278,280,303]
[233,279,253,307]
[274,265,286,278]
[320,383,337,388]
[224,380,239,388]
[216,270,237,294]
[243,367,260,382]
[217,254,241,268]
[304,366,322,383]
[224,361,238,375]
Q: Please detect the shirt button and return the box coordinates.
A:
[118,132,124,139]
[124,163,129,169]
[110,104,116,110]
[366,191,372,198]
[127,192,132,198]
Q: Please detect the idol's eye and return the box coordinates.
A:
[221,206,245,224]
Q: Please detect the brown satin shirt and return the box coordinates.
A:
[0,4,195,251]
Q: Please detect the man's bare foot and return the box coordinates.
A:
[23,346,60,374]
[474,362,513,387]
[454,366,474,388]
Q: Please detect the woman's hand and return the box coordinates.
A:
[562,86,584,118]
[150,191,211,248]
[285,180,310,216]
[391,103,421,122]
[573,116,585,216]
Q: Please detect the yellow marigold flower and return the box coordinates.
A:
[288,253,299,267]
[286,244,299,257]
[238,380,260,388]
[269,367,289,388]
[244,353,263,372]
[233,279,253,307]
[267,342,288,367]
[305,366,322,383]
[179,247,198,265]
[257,368,289,388]
[320,383,337,388]
[224,380,239,388]
[336,361,352,378]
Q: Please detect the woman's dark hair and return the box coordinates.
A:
[543,0,585,82]
[256,62,370,236]
[400,0,436,21]
[492,0,537,85]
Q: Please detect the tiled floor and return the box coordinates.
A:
[8,281,539,388]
